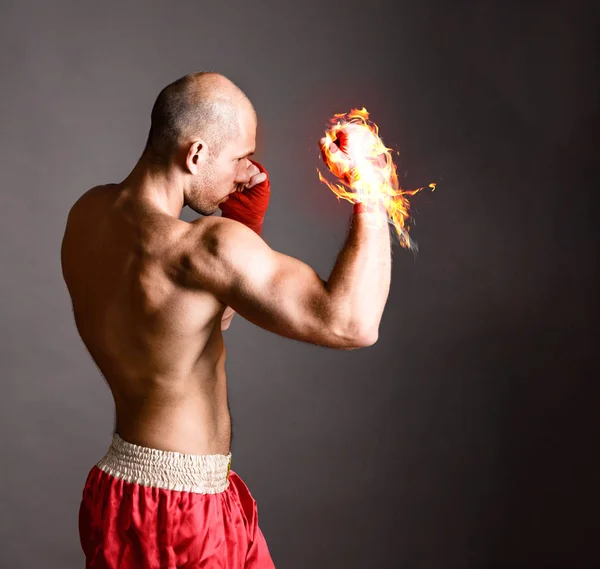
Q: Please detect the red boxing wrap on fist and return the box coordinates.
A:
[219,160,270,235]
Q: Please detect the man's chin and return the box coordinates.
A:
[186,204,220,217]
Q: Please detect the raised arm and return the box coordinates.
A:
[182,216,380,349]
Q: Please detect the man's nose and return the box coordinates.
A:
[235,161,252,184]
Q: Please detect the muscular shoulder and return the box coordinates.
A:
[172,216,264,290]
[68,184,114,216]
[63,186,109,250]
[194,216,261,254]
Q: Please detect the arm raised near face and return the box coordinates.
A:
[180,217,377,350]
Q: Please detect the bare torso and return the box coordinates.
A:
[61,184,232,455]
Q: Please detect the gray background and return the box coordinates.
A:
[1,0,598,567]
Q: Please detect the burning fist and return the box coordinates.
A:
[317,107,435,250]
[319,122,387,184]
[319,134,352,182]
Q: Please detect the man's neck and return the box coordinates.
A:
[121,157,185,218]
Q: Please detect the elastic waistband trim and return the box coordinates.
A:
[96,433,232,494]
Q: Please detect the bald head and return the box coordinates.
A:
[144,72,255,163]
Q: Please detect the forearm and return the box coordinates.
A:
[326,208,391,340]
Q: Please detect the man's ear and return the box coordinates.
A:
[185,140,208,175]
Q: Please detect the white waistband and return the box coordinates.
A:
[96,433,232,494]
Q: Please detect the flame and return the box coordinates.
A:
[317,107,434,250]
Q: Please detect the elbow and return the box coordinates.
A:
[353,328,379,348]
[328,316,379,349]
[346,317,380,348]
[334,327,379,350]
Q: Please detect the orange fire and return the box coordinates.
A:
[317,107,435,250]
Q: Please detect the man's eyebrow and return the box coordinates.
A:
[236,150,255,160]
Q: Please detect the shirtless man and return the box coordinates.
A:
[61,72,391,569]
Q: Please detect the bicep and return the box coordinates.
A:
[192,221,359,348]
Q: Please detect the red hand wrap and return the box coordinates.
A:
[219,160,271,235]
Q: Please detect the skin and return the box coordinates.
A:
[61,74,378,456]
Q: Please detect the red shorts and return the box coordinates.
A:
[79,434,276,568]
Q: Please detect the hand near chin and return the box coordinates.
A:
[238,161,267,192]
[219,160,271,235]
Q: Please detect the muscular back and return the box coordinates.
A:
[61,184,233,455]
[62,173,381,456]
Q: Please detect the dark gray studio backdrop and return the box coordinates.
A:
[1,1,597,568]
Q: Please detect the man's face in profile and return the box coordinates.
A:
[186,106,257,216]
[209,109,258,204]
